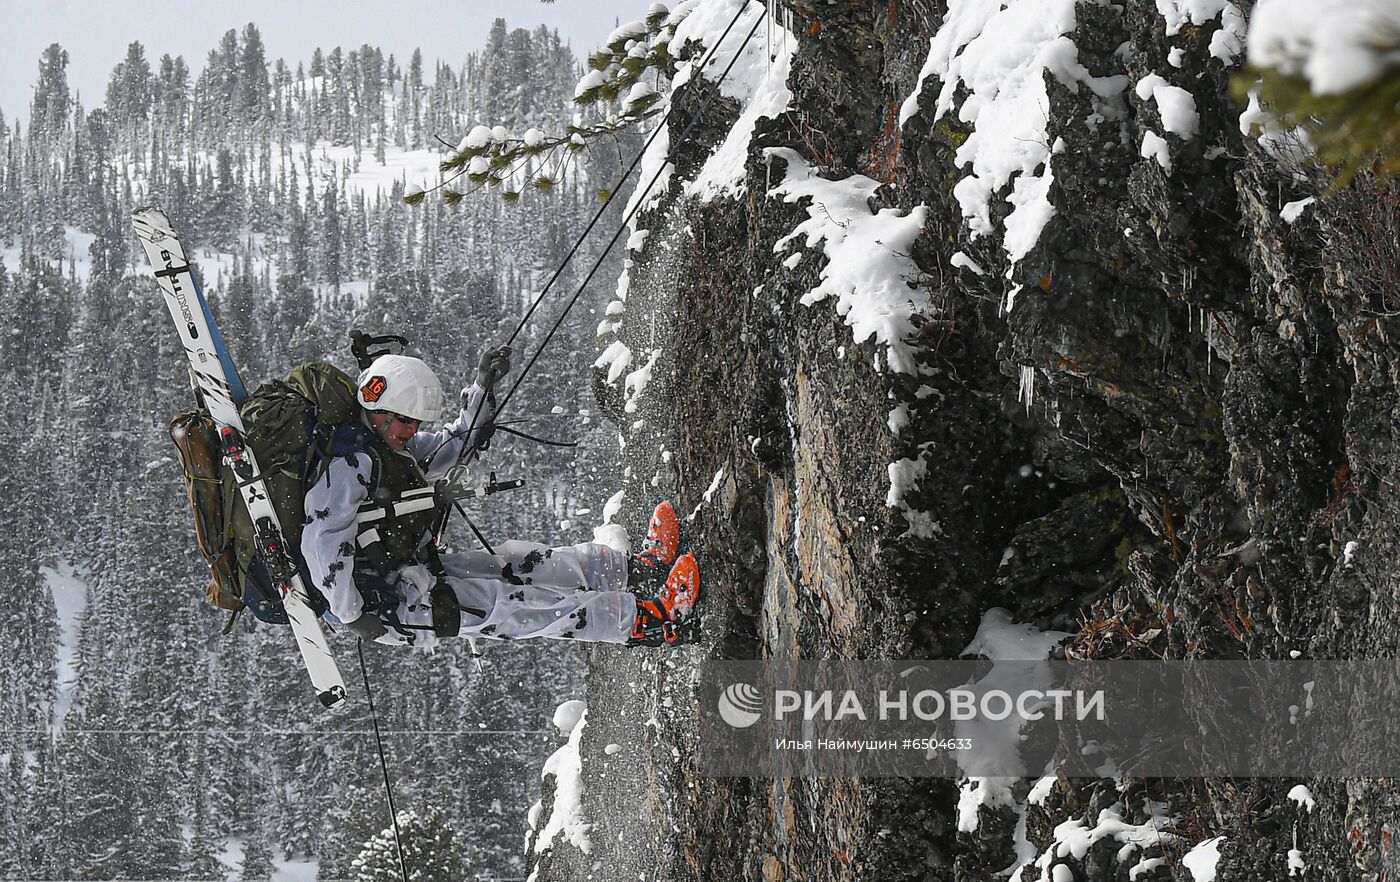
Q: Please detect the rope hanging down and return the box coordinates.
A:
[359,642,410,882]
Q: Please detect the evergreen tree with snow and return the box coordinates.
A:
[351,807,472,882]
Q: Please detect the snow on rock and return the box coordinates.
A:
[528,701,593,858]
[1027,774,1058,805]
[950,251,986,276]
[595,339,633,383]
[1135,74,1200,139]
[41,561,88,734]
[1140,131,1174,173]
[602,489,626,524]
[1238,86,1271,136]
[681,0,796,202]
[962,607,1072,660]
[553,699,587,735]
[1008,801,1182,881]
[593,490,630,552]
[1281,197,1316,224]
[688,467,727,521]
[623,117,672,218]
[1182,836,1226,881]
[1159,0,1248,47]
[1157,0,1247,65]
[1287,784,1317,812]
[768,147,930,374]
[956,609,1073,834]
[888,403,911,435]
[905,0,1128,308]
[623,348,662,413]
[1209,4,1247,65]
[887,446,940,539]
[1236,86,1313,173]
[1248,0,1400,94]
[617,0,787,216]
[1288,848,1307,876]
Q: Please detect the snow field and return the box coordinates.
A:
[40,560,88,735]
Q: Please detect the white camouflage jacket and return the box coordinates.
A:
[301,384,495,623]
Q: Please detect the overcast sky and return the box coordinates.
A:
[0,0,645,126]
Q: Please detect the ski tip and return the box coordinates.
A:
[131,206,174,240]
[319,685,350,713]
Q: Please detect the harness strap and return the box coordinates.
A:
[354,486,437,524]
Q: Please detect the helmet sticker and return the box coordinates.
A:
[360,376,388,402]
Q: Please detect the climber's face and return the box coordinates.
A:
[369,410,420,451]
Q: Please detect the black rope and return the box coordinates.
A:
[454,500,498,555]
[494,424,578,447]
[358,641,410,882]
[495,7,767,419]
[502,0,756,349]
[418,0,759,474]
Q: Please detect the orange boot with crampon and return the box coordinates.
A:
[626,500,682,593]
[628,552,701,646]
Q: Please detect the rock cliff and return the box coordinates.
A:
[532,1,1400,879]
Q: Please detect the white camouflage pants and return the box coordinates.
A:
[370,540,637,648]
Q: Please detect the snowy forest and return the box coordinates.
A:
[0,20,630,881]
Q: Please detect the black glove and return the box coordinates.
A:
[345,613,387,641]
[475,344,513,388]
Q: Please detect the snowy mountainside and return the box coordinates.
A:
[529,0,1400,881]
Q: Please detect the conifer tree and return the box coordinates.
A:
[30,44,72,141]
[105,41,152,144]
[351,807,472,882]
[241,23,271,125]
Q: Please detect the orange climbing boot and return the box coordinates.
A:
[628,552,702,646]
[637,500,681,569]
[628,501,682,593]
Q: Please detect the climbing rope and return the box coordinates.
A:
[359,641,410,882]
[495,3,767,419]
[421,0,766,471]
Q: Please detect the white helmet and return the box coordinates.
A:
[356,354,446,422]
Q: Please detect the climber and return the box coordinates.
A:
[301,347,700,648]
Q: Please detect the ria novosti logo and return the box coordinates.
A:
[718,682,764,728]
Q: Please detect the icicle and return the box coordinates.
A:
[1018,365,1035,414]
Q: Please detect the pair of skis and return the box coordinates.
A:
[132,207,349,712]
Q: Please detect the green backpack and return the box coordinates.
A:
[170,362,371,627]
